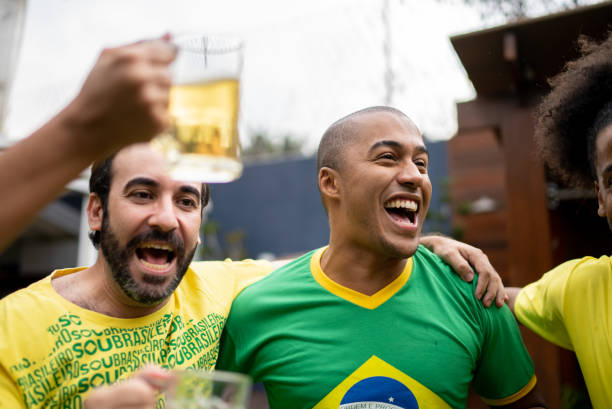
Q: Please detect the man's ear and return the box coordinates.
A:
[595,181,606,217]
[596,181,606,218]
[87,193,104,231]
[319,167,341,201]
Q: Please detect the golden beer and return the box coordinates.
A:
[155,78,242,182]
[152,34,244,183]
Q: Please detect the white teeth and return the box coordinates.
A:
[385,199,418,211]
[137,243,174,271]
[140,259,170,270]
[140,243,173,251]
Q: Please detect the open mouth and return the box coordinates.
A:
[384,199,418,225]
[135,242,176,271]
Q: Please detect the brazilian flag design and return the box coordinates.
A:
[314,356,450,409]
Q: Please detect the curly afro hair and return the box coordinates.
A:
[535,33,612,188]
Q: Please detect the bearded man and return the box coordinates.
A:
[0,143,273,409]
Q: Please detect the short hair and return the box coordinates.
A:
[316,106,413,213]
[88,152,210,248]
[316,106,411,174]
[534,33,612,188]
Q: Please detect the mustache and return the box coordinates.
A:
[125,229,185,254]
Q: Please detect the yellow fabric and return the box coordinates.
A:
[0,259,271,409]
[310,247,413,310]
[515,255,612,409]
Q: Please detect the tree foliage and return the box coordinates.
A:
[442,0,592,20]
[242,132,304,160]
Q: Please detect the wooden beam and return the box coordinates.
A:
[499,105,561,408]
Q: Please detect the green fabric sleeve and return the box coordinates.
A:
[472,303,536,404]
[215,326,240,372]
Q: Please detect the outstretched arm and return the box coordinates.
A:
[420,234,506,307]
[0,37,176,252]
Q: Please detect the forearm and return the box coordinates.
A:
[0,106,96,251]
[0,38,175,252]
[506,287,522,314]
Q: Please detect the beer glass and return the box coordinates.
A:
[165,370,251,409]
[153,35,243,182]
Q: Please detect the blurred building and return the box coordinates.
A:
[449,2,612,407]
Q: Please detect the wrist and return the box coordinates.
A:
[54,98,106,163]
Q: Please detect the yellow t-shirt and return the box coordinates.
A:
[515,255,612,409]
[0,259,272,409]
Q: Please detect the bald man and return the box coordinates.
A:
[216,107,545,409]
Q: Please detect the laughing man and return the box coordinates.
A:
[216,107,546,409]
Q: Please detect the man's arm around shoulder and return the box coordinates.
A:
[506,287,523,313]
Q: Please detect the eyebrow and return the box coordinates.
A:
[124,177,201,202]
[179,185,201,203]
[600,164,612,176]
[368,140,429,155]
[124,177,159,192]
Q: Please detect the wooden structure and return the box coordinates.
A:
[449,2,612,407]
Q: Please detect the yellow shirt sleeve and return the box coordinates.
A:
[514,258,581,350]
[189,259,275,301]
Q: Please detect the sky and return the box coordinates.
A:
[3,0,490,153]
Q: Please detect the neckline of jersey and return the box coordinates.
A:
[45,267,175,326]
[309,246,413,310]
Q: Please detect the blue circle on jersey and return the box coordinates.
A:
[340,376,418,408]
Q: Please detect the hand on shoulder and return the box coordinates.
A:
[420,234,507,308]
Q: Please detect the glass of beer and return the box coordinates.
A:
[165,370,251,409]
[153,35,243,182]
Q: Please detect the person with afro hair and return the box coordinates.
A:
[425,33,612,408]
[505,33,612,408]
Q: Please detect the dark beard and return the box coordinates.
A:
[99,213,197,305]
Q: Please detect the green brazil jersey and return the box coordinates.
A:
[217,245,536,409]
